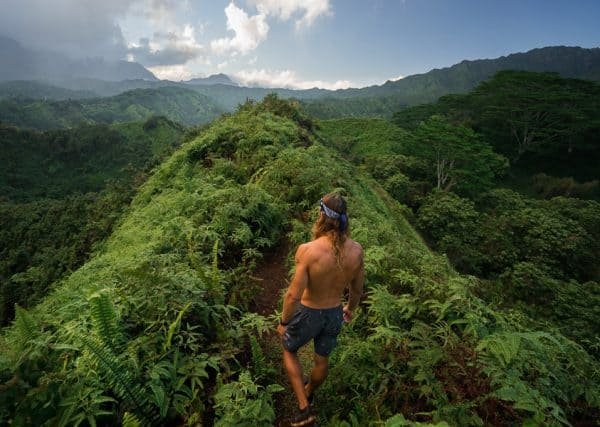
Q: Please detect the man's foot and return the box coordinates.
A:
[290,405,316,427]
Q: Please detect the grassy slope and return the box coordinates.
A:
[1,102,597,425]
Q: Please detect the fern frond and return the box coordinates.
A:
[163,302,192,353]
[122,412,142,427]
[208,239,225,302]
[14,305,39,347]
[82,336,159,425]
[211,239,220,288]
[250,335,275,381]
[89,291,120,347]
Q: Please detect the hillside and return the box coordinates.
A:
[0,86,223,130]
[0,117,184,200]
[1,97,597,426]
[0,81,97,100]
[0,118,186,326]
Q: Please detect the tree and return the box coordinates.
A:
[407,116,507,197]
[471,71,600,161]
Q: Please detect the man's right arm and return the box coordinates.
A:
[344,244,364,322]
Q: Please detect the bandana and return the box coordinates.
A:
[320,199,348,231]
[320,199,340,219]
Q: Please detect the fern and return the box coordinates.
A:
[163,302,192,353]
[238,312,272,338]
[13,305,39,348]
[197,239,224,303]
[122,412,142,427]
[249,335,275,381]
[89,291,120,347]
[213,370,283,427]
[82,336,159,425]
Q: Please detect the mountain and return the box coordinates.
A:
[0,86,223,129]
[183,73,238,86]
[302,46,600,118]
[0,36,156,82]
[2,44,599,119]
[0,80,98,100]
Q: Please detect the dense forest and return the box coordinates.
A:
[0,87,223,130]
[1,79,598,426]
[0,117,185,327]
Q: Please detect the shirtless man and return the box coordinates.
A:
[277,193,364,426]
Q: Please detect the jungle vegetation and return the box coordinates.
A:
[0,88,598,426]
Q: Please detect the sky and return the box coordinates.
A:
[1,0,599,88]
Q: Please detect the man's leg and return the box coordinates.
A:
[282,349,309,410]
[305,353,328,398]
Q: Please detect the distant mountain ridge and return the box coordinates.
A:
[183,73,238,86]
[0,36,156,82]
[1,44,599,120]
[301,45,600,118]
[335,46,600,99]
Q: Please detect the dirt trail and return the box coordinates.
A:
[251,239,291,315]
[251,240,317,426]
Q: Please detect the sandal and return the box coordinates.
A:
[290,404,316,427]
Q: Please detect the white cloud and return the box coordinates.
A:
[233,68,352,90]
[217,61,229,70]
[248,0,331,28]
[147,64,194,81]
[210,3,269,56]
[127,24,204,66]
[390,74,405,81]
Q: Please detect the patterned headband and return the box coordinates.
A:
[320,199,341,219]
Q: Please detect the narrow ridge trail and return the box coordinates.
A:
[250,239,317,426]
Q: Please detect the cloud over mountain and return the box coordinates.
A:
[233,68,351,89]
[0,0,135,60]
[127,26,204,66]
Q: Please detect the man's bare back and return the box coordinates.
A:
[296,236,364,310]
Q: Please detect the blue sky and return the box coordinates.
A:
[2,0,599,88]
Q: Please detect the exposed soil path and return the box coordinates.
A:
[251,239,292,315]
[250,239,317,426]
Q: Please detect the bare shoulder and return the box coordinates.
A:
[345,239,364,265]
[346,239,364,256]
[295,242,315,262]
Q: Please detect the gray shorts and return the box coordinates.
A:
[282,304,344,356]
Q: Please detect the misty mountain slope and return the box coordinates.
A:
[0,36,156,82]
[0,86,223,129]
[1,97,597,426]
[0,80,98,100]
[4,45,597,119]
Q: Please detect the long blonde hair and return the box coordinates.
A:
[311,193,349,267]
